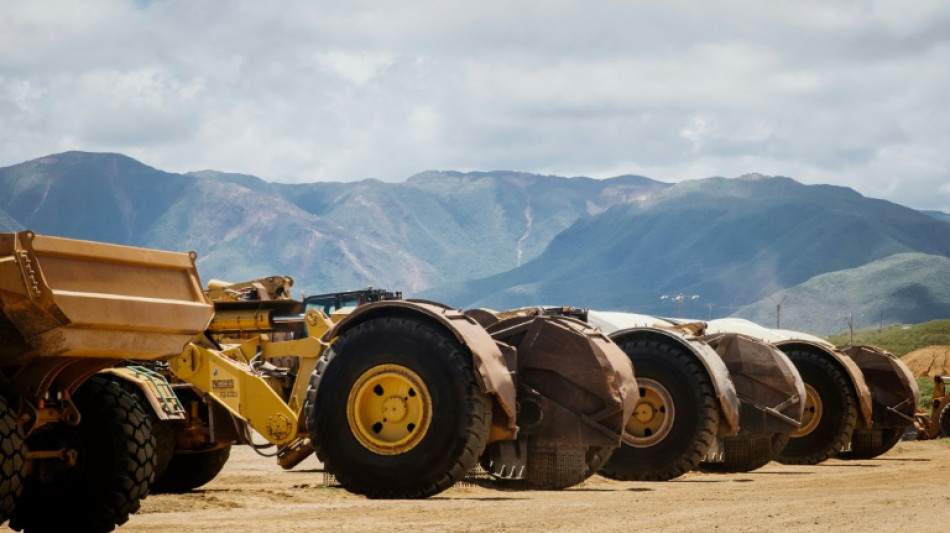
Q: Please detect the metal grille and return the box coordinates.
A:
[724,435,770,467]
[526,443,587,488]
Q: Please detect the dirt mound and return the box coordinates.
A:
[901,345,950,377]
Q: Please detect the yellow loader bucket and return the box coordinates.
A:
[0,230,213,363]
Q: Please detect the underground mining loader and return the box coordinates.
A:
[0,231,637,531]
[203,281,636,493]
[469,307,804,480]
[706,319,919,463]
[584,311,805,478]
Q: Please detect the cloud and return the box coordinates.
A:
[0,0,948,209]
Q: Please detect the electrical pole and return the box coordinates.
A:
[845,312,864,345]
[661,293,700,318]
[770,295,787,329]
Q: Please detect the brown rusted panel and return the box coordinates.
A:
[464,308,502,328]
[840,345,919,429]
[703,333,804,434]
[485,314,637,448]
[325,299,518,437]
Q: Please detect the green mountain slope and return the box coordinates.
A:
[824,319,950,357]
[425,175,950,318]
[733,253,950,335]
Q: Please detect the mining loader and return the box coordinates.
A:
[583,311,804,478]
[468,307,805,480]
[706,319,918,463]
[0,231,637,532]
[912,375,950,440]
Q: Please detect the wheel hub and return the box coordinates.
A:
[381,396,408,423]
[623,378,675,448]
[791,383,823,438]
[347,364,432,455]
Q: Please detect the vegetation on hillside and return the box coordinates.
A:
[826,319,950,356]
[918,377,935,411]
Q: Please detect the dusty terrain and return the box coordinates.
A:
[103,440,950,532]
[902,345,950,377]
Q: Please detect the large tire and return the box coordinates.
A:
[307,316,492,498]
[108,377,176,482]
[0,395,25,525]
[10,377,155,533]
[150,420,177,482]
[151,444,231,493]
[700,432,790,473]
[939,403,950,438]
[600,339,719,481]
[777,350,857,465]
[838,428,903,460]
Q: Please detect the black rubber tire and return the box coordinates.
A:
[108,377,176,482]
[699,432,791,473]
[599,338,719,482]
[939,403,950,438]
[777,350,857,465]
[0,395,25,525]
[151,444,231,493]
[150,420,177,482]
[838,428,903,460]
[10,376,155,533]
[307,316,492,499]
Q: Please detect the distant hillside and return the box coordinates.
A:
[922,210,950,223]
[424,175,950,321]
[0,152,662,294]
[733,253,950,335]
[6,152,950,329]
[825,319,950,357]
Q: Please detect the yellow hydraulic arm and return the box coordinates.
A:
[167,309,333,446]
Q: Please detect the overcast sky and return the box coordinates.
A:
[1,1,949,209]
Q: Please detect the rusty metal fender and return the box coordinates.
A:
[609,326,741,436]
[839,345,919,429]
[323,299,518,438]
[707,319,874,430]
[702,333,805,433]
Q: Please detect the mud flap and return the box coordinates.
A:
[481,313,637,488]
[838,345,919,456]
[703,333,804,436]
[700,333,804,469]
[839,345,919,429]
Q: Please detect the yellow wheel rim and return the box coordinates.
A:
[791,383,823,438]
[623,378,675,448]
[346,364,432,455]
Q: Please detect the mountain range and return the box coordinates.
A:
[1,151,948,335]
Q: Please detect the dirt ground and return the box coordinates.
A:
[101,440,950,532]
[902,345,950,377]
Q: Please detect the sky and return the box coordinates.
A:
[1,0,949,209]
